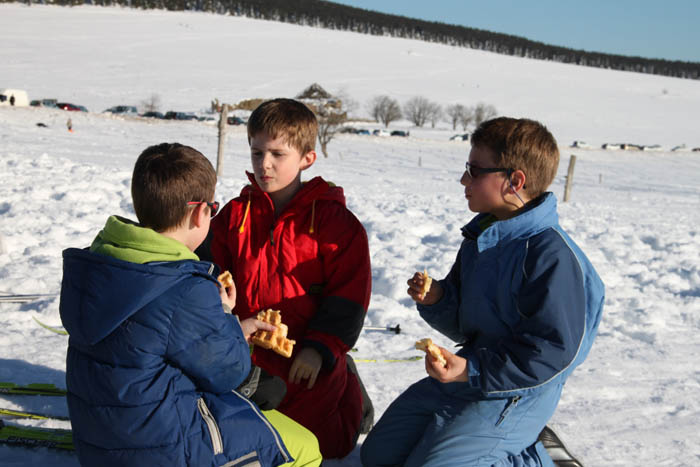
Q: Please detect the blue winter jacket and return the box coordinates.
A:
[418,193,605,398]
[59,219,291,466]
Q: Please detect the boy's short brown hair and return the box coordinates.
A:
[247,98,318,155]
[131,143,216,232]
[471,117,559,197]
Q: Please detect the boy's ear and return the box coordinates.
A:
[190,203,208,229]
[300,150,317,171]
[509,169,527,192]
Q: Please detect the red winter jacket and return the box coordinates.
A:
[210,173,371,458]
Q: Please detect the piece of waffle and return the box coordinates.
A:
[419,269,432,299]
[217,270,234,288]
[415,338,447,367]
[251,309,296,358]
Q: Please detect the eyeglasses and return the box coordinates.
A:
[187,201,220,217]
[464,162,512,179]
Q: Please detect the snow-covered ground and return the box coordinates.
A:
[1,4,699,466]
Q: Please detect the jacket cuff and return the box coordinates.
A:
[417,279,449,314]
[303,340,337,370]
[456,348,482,388]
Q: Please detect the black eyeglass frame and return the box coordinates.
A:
[464,161,513,179]
[187,201,220,217]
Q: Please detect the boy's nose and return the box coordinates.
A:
[460,171,470,186]
[261,153,273,169]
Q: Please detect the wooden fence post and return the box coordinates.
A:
[563,155,576,202]
[216,104,229,177]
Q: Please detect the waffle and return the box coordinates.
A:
[251,309,296,358]
[217,270,234,288]
[415,338,447,367]
[419,269,432,299]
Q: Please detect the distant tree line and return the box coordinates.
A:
[15,0,700,80]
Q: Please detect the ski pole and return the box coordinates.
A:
[363,324,401,334]
[0,293,58,303]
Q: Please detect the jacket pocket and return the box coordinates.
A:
[198,397,224,455]
[495,395,521,427]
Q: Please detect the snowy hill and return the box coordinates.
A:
[1,4,699,466]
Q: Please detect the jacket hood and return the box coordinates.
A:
[463,192,559,252]
[90,216,198,263]
[60,217,213,345]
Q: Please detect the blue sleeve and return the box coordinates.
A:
[166,278,251,394]
[417,244,466,343]
[477,233,586,396]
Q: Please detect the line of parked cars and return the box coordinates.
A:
[30,98,88,112]
[341,127,409,137]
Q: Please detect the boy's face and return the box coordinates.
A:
[250,131,315,197]
[461,145,515,219]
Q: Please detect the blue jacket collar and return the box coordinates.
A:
[463,192,559,252]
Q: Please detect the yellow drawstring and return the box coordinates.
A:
[309,200,316,234]
[238,196,251,234]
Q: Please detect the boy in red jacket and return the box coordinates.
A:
[209,98,373,459]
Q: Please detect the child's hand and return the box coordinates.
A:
[289,347,322,390]
[240,318,276,342]
[219,279,236,310]
[424,346,469,383]
[407,271,443,305]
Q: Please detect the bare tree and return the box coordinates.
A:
[403,96,433,127]
[140,93,161,113]
[473,103,498,127]
[427,102,442,128]
[368,95,401,128]
[445,104,466,130]
[459,106,475,131]
[316,106,347,158]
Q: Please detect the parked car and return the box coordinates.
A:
[356,129,370,135]
[104,105,138,115]
[198,115,216,122]
[450,133,470,141]
[57,102,88,112]
[571,140,593,149]
[391,130,409,137]
[164,111,198,121]
[227,116,245,125]
[601,143,621,150]
[140,111,165,119]
[373,129,391,137]
[30,98,58,108]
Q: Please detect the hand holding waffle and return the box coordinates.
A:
[250,309,296,358]
[415,340,469,383]
[407,269,442,305]
[216,271,236,309]
[240,317,277,342]
[415,338,447,367]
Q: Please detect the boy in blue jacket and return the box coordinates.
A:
[59,143,321,467]
[361,118,605,467]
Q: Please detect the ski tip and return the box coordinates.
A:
[32,315,69,335]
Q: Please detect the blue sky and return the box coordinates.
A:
[330,0,700,63]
